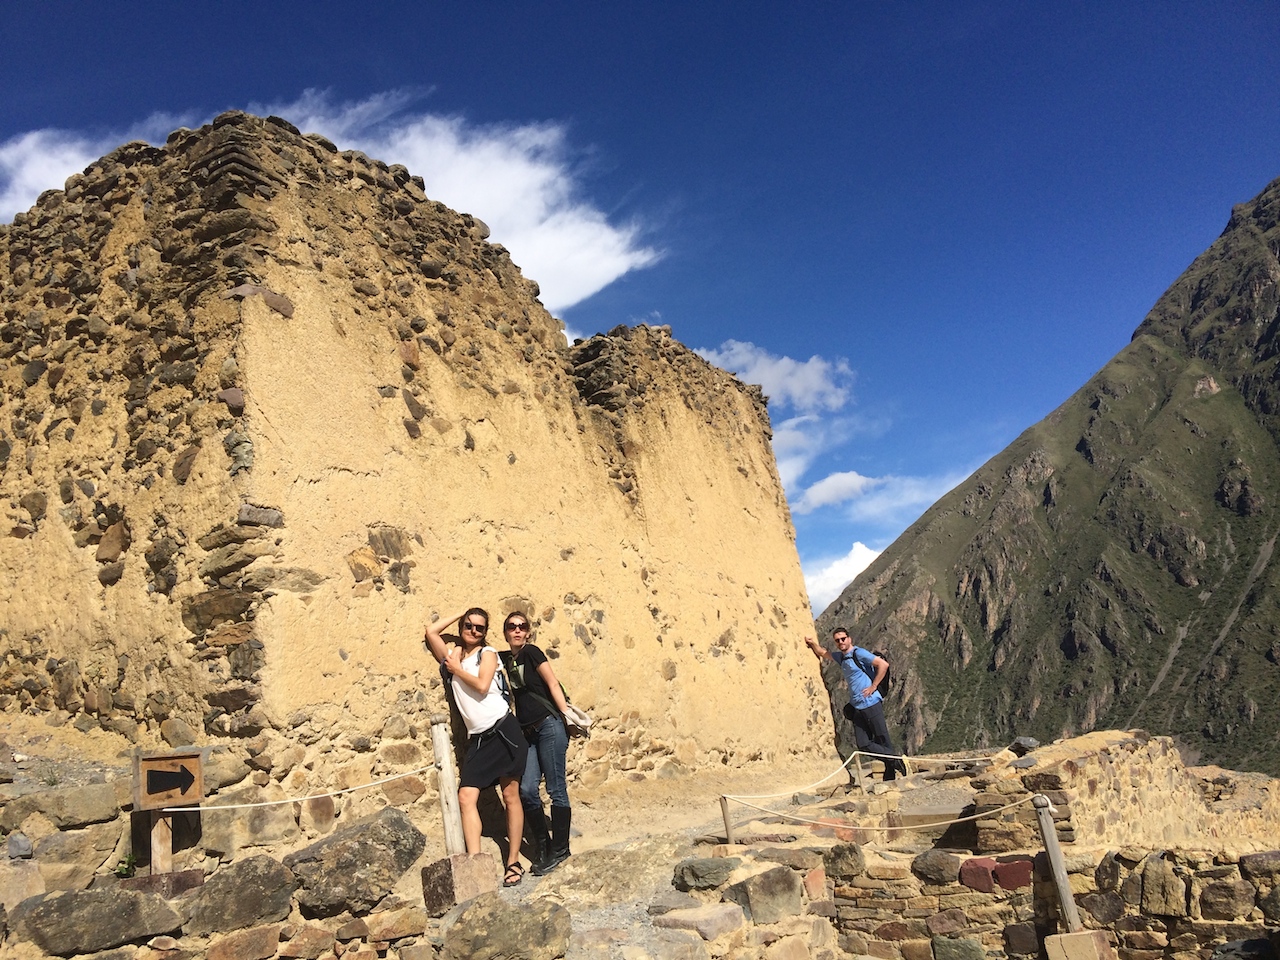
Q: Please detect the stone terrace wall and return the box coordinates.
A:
[970,732,1280,855]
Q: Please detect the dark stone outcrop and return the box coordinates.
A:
[441,891,571,960]
[283,807,425,917]
[9,888,182,956]
[672,856,740,891]
[184,855,297,935]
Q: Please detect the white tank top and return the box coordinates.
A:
[451,646,509,735]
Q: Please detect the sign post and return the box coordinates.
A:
[132,749,204,875]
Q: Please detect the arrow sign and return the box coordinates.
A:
[147,764,195,796]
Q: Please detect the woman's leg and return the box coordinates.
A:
[458,785,481,854]
[537,715,571,809]
[520,722,545,810]
[499,776,524,866]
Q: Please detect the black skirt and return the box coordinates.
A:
[459,712,529,789]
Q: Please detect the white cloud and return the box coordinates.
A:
[841,471,969,524]
[696,339,862,490]
[804,542,882,613]
[696,339,851,413]
[0,90,658,312]
[771,413,840,490]
[792,469,883,514]
[0,130,98,218]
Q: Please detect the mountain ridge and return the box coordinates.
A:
[817,172,1280,774]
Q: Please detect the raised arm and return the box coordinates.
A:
[447,645,499,695]
[424,609,466,664]
[803,636,832,662]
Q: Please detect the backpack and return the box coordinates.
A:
[843,648,891,697]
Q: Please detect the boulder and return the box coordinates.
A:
[1140,856,1188,917]
[1239,851,1280,883]
[9,888,182,956]
[284,806,424,917]
[207,923,282,960]
[184,855,296,935]
[278,922,335,958]
[202,783,299,858]
[1199,879,1257,921]
[0,781,122,831]
[912,849,962,885]
[651,903,745,942]
[721,865,803,924]
[933,937,986,960]
[673,856,740,891]
[34,820,122,890]
[824,843,867,882]
[441,891,572,960]
[0,859,45,912]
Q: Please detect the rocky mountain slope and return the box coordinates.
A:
[819,173,1280,775]
[0,112,826,785]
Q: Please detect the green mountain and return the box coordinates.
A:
[817,174,1280,775]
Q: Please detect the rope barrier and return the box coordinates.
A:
[723,747,996,802]
[725,793,1038,833]
[162,762,438,812]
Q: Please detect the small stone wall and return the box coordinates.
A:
[970,732,1280,855]
[815,845,1280,960]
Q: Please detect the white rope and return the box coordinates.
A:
[724,747,995,802]
[726,793,1037,832]
[162,762,438,812]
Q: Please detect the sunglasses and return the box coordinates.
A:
[461,621,488,635]
[505,622,530,632]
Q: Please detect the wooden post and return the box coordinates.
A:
[1033,793,1083,933]
[431,714,466,856]
[150,811,173,875]
[720,795,735,845]
[851,752,866,792]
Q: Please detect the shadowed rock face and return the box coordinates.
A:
[0,111,824,788]
[818,173,1280,775]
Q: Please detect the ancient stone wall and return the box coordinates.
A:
[0,111,825,783]
[969,732,1280,855]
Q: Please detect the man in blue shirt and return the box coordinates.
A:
[805,628,905,781]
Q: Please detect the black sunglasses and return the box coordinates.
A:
[462,621,488,635]
[505,622,530,632]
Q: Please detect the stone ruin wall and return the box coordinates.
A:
[0,111,827,793]
[2,731,1279,960]
[966,731,1280,855]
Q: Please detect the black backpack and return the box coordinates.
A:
[841,648,891,698]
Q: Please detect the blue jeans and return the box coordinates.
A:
[520,714,570,809]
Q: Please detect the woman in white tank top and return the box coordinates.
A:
[424,606,530,886]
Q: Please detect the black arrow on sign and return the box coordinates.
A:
[147,765,195,796]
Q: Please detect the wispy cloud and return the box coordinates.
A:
[792,469,883,514]
[697,339,851,413]
[0,90,659,313]
[700,335,975,613]
[803,542,882,613]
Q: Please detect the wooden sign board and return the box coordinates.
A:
[132,750,204,812]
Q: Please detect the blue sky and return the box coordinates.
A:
[3,2,1279,611]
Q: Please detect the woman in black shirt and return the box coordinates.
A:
[501,612,574,875]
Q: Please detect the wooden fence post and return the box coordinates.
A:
[1033,793,1083,933]
[720,796,735,845]
[431,714,466,856]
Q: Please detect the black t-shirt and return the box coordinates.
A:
[502,644,555,726]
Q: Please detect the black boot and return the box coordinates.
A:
[533,804,571,875]
[523,805,551,870]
